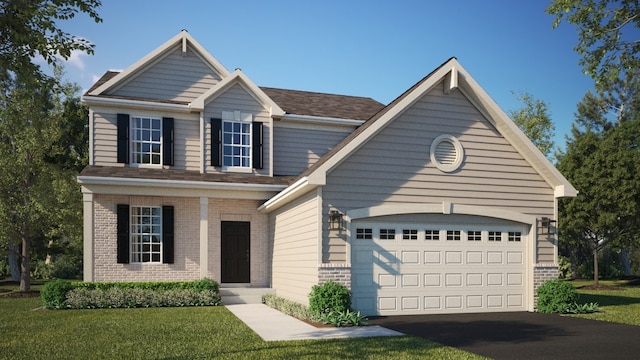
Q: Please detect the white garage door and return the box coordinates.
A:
[351,220,527,315]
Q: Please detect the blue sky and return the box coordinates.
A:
[55,0,597,151]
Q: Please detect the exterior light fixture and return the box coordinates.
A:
[541,217,557,235]
[329,210,344,230]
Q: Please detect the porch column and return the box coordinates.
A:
[82,192,94,282]
[200,197,208,278]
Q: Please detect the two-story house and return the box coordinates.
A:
[79,30,576,315]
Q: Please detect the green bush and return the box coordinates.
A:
[41,279,74,309]
[536,279,579,313]
[262,294,311,320]
[43,278,220,309]
[308,280,351,320]
[317,309,368,327]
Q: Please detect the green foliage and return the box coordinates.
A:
[546,0,640,90]
[64,287,221,309]
[508,91,555,158]
[536,279,580,313]
[0,0,102,84]
[41,279,74,309]
[564,302,600,314]
[308,280,351,318]
[262,294,311,320]
[557,256,572,279]
[318,310,368,327]
[41,279,220,309]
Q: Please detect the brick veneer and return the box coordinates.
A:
[318,263,352,289]
[533,264,559,309]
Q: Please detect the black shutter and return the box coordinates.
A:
[211,118,222,167]
[116,204,130,264]
[117,114,130,164]
[162,206,174,264]
[162,117,174,166]
[252,122,263,169]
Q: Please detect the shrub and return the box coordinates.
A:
[536,279,579,313]
[41,279,74,309]
[318,309,368,327]
[308,280,351,320]
[262,294,311,320]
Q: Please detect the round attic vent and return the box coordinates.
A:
[430,134,464,172]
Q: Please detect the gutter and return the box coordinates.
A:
[257,176,317,213]
[77,175,288,192]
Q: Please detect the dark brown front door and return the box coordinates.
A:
[221,221,250,283]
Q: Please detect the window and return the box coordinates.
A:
[132,117,162,165]
[402,229,418,240]
[380,229,396,240]
[488,231,502,242]
[508,232,522,242]
[130,206,162,263]
[116,114,174,166]
[116,204,174,264]
[425,230,440,241]
[447,230,461,241]
[468,230,482,241]
[211,112,264,170]
[356,228,372,240]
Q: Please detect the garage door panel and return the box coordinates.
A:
[351,221,528,315]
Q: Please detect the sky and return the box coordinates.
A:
[52,0,599,151]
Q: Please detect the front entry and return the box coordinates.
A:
[221,221,251,283]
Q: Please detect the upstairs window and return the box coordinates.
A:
[116,114,174,166]
[132,117,162,165]
[211,111,263,170]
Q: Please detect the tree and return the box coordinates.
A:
[558,115,640,285]
[0,0,102,83]
[508,92,556,158]
[0,68,86,291]
[546,0,640,91]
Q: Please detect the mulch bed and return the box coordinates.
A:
[0,290,41,298]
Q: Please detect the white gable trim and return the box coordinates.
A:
[304,58,577,198]
[190,69,285,117]
[88,30,230,96]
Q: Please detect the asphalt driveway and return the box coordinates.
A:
[369,312,640,359]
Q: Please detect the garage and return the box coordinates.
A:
[351,215,529,315]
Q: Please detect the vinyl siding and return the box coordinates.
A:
[204,83,271,175]
[270,190,320,304]
[322,84,556,263]
[111,44,222,102]
[92,111,200,170]
[273,125,353,175]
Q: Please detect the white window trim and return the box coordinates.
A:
[430,134,464,173]
[130,205,163,264]
[130,115,163,168]
[221,110,252,173]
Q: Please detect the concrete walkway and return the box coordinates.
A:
[226,304,403,341]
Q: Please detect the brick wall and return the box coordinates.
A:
[93,195,200,281]
[318,264,352,289]
[533,264,559,309]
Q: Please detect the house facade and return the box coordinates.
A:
[79,30,576,315]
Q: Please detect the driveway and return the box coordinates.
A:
[368,312,640,359]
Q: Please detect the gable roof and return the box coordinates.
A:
[87,30,230,97]
[259,57,577,212]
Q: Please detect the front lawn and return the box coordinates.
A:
[0,294,485,359]
[569,279,640,326]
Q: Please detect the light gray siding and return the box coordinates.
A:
[273,126,353,176]
[204,83,271,176]
[111,44,222,102]
[93,112,118,166]
[173,118,200,171]
[322,83,555,263]
[270,190,320,304]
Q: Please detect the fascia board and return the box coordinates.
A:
[257,177,317,213]
[81,95,192,113]
[89,31,230,96]
[78,175,286,193]
[190,70,285,117]
[455,65,577,198]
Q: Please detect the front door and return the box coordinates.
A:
[221,221,250,283]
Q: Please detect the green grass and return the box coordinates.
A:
[0,295,485,360]
[568,279,640,326]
